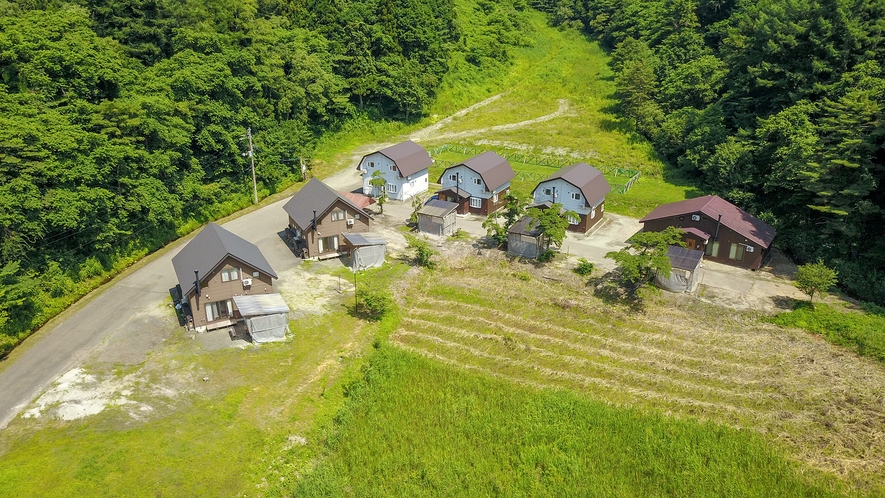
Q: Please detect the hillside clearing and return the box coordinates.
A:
[380,253,885,493]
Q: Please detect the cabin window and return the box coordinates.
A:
[600,204,604,212]
[221,267,240,282]
[469,197,482,209]
[318,235,339,253]
[386,183,397,193]
[473,178,482,186]
[331,209,346,221]
[571,192,581,200]
[493,194,499,203]
[206,299,233,322]
[544,188,552,196]
[729,243,745,261]
[448,174,457,182]
[706,241,720,258]
[252,271,260,278]
[389,165,397,171]
[568,215,579,225]
[354,213,361,219]
[369,161,374,168]
[591,209,596,219]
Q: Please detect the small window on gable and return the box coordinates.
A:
[369,161,375,168]
[221,267,240,282]
[389,164,397,172]
[571,192,581,201]
[355,213,361,219]
[448,174,457,182]
[331,209,346,221]
[473,178,482,186]
[252,271,260,278]
[544,188,552,196]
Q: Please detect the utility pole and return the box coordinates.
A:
[246,127,258,205]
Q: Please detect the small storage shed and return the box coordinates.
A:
[655,245,704,293]
[507,215,544,259]
[417,200,458,237]
[231,294,291,342]
[342,232,388,270]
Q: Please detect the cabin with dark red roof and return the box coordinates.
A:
[639,195,777,270]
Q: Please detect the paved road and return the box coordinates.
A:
[0,166,805,429]
[0,196,301,430]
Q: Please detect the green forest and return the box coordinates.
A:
[0,0,528,355]
[543,0,885,303]
[2,0,885,356]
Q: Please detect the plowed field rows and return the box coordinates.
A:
[389,256,885,490]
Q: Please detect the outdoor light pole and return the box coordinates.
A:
[246,127,258,205]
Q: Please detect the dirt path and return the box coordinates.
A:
[425,99,572,143]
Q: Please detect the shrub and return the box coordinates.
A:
[405,234,438,269]
[574,258,594,276]
[358,286,395,321]
[537,249,556,263]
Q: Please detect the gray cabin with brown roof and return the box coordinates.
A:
[436,151,515,216]
[639,195,777,270]
[358,140,433,201]
[283,178,373,259]
[532,163,611,233]
[172,223,278,331]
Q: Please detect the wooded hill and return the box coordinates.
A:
[542,0,885,304]
[0,0,529,355]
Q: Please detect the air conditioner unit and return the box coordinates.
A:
[691,214,701,221]
[346,218,355,225]
[745,245,755,253]
[242,278,252,286]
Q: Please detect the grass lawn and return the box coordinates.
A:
[0,263,409,497]
[294,346,841,497]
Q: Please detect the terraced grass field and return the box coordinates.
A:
[379,254,885,494]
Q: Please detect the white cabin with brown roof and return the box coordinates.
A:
[532,163,611,233]
[358,140,433,201]
[436,151,515,216]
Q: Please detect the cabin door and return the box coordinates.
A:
[685,238,696,250]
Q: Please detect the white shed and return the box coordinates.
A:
[342,232,388,270]
[655,245,704,293]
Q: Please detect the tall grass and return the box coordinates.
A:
[293,346,841,497]
[769,302,885,363]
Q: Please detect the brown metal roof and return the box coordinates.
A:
[666,245,704,271]
[682,227,710,240]
[339,191,376,209]
[639,195,777,248]
[438,151,514,190]
[283,178,372,231]
[436,187,470,200]
[533,162,611,207]
[172,223,277,297]
[357,140,432,178]
[508,215,542,237]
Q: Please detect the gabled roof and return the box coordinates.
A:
[172,223,277,296]
[358,140,432,177]
[534,162,611,207]
[438,151,515,190]
[640,195,777,248]
[683,227,710,240]
[283,178,373,231]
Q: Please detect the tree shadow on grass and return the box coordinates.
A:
[587,271,646,312]
[770,295,799,311]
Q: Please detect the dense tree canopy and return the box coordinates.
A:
[548,0,885,304]
[0,0,528,355]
